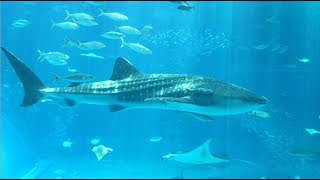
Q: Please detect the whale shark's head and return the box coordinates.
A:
[184,79,269,116]
[225,85,269,110]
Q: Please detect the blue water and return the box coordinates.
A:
[1,1,320,179]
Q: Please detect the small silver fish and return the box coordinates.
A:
[37,50,69,66]
[11,19,30,28]
[80,53,104,59]
[277,45,288,54]
[288,147,320,157]
[37,50,70,61]
[271,43,281,52]
[254,44,269,50]
[52,20,79,30]
[298,58,310,63]
[120,37,152,54]
[50,72,95,84]
[177,3,194,11]
[305,128,320,135]
[62,139,72,148]
[72,18,98,27]
[77,40,106,50]
[149,136,163,142]
[251,110,271,119]
[142,25,153,32]
[116,25,141,35]
[65,10,94,21]
[14,19,30,24]
[101,31,125,39]
[98,9,128,21]
[63,38,79,47]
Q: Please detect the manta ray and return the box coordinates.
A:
[162,139,229,164]
[162,138,257,167]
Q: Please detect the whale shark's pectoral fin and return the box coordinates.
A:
[180,111,214,122]
[108,104,127,112]
[64,99,76,107]
[144,96,193,105]
[54,98,76,108]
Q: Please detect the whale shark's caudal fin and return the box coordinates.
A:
[1,47,46,107]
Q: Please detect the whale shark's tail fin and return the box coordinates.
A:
[1,47,46,107]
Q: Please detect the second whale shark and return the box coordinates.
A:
[1,47,268,120]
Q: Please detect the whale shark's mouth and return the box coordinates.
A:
[257,96,269,104]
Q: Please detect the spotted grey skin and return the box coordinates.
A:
[2,47,268,118]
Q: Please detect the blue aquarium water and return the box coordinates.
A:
[1,1,320,179]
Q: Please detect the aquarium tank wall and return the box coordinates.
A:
[1,1,320,179]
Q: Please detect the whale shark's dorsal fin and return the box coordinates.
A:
[110,57,142,80]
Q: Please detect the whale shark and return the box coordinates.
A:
[1,47,268,119]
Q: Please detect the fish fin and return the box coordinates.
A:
[144,96,193,104]
[114,24,119,33]
[63,37,69,46]
[179,111,214,122]
[71,18,76,23]
[2,47,47,107]
[108,104,126,112]
[187,138,214,159]
[120,37,125,48]
[65,10,71,20]
[50,72,60,85]
[98,8,104,17]
[64,98,76,106]
[68,82,81,87]
[76,40,82,48]
[51,19,55,30]
[109,57,142,80]
[37,50,45,61]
